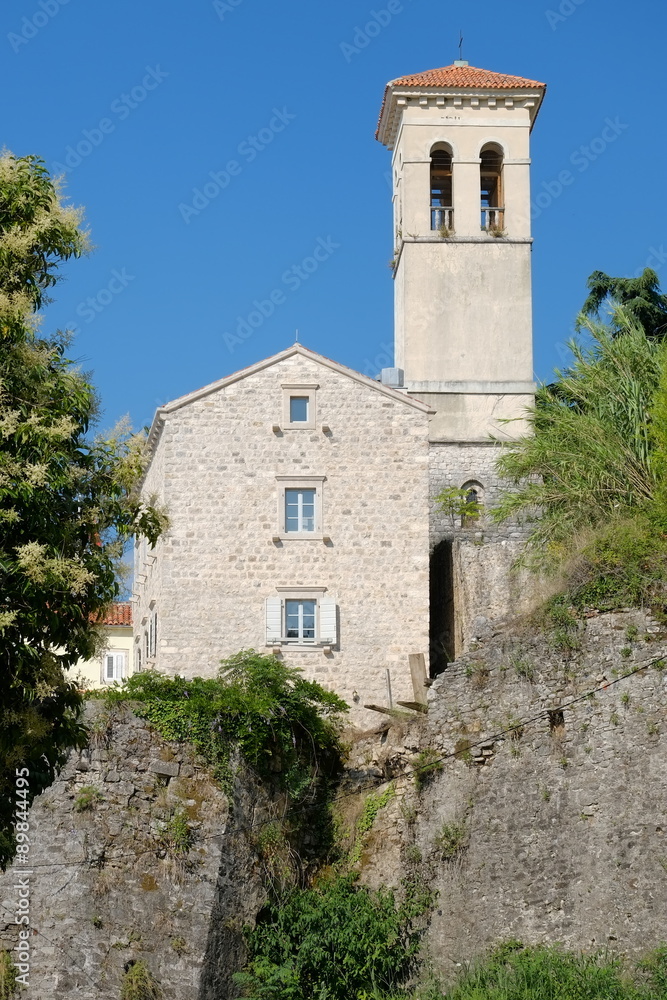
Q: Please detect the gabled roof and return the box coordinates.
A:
[376,63,546,146]
[93,602,132,626]
[146,344,433,454]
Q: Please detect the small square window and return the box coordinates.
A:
[289,396,309,423]
[282,383,318,429]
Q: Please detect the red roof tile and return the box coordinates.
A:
[376,64,546,144]
[387,64,545,90]
[96,602,132,626]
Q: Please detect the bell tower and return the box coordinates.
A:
[376,62,546,441]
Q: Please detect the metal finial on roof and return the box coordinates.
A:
[295,328,299,343]
[454,31,468,67]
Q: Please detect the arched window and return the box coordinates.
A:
[430,145,453,232]
[480,145,504,232]
[461,480,484,527]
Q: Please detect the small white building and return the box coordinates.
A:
[67,602,134,689]
[135,62,546,717]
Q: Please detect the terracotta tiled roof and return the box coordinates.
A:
[387,64,545,90]
[376,63,546,145]
[96,602,132,626]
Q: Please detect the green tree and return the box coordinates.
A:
[492,309,667,606]
[580,267,667,340]
[0,152,165,869]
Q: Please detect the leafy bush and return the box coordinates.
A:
[235,873,432,1000]
[494,314,667,576]
[435,487,481,524]
[103,651,347,802]
[347,785,396,866]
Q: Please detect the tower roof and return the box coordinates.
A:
[387,64,545,91]
[376,62,546,147]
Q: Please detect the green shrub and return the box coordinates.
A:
[120,961,163,1000]
[430,941,667,1000]
[413,749,444,791]
[74,785,103,812]
[234,873,432,1000]
[0,951,18,1000]
[156,807,193,857]
[512,658,535,682]
[102,651,347,802]
[435,820,466,860]
[567,513,667,614]
[347,785,396,866]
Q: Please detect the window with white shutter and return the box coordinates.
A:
[265,596,283,645]
[318,595,337,645]
[148,609,158,657]
[103,651,126,683]
[266,590,337,647]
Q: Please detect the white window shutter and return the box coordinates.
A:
[265,597,283,644]
[319,596,337,644]
[105,654,115,682]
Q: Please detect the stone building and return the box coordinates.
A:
[134,61,546,713]
[134,348,433,714]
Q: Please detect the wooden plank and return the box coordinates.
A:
[396,700,428,715]
[364,704,414,717]
[408,653,428,706]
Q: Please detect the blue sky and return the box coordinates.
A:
[2,0,665,432]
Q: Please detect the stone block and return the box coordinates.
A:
[150,759,180,777]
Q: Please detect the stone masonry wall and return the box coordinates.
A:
[428,440,535,655]
[136,353,432,725]
[342,609,667,979]
[0,703,267,1000]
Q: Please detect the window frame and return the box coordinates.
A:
[284,597,317,642]
[266,588,337,649]
[276,476,325,539]
[281,383,318,430]
[102,650,126,684]
[148,607,158,658]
